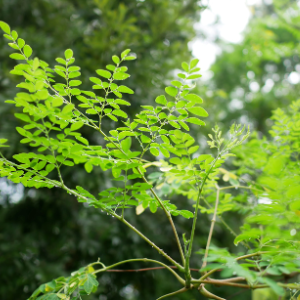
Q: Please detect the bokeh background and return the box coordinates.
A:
[0,0,299,299]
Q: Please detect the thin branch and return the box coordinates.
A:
[201,187,220,270]
[199,284,226,300]
[92,258,185,286]
[104,266,200,272]
[156,287,188,300]
[185,155,219,284]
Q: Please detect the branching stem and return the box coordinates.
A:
[93,258,185,286]
[201,186,220,270]
[185,155,219,284]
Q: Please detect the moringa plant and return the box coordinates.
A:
[1,21,300,300]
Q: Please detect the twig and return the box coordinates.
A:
[156,287,188,300]
[105,266,200,272]
[185,155,219,284]
[201,187,220,270]
[92,258,185,286]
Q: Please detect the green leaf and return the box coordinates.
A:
[96,69,111,79]
[169,121,180,129]
[165,87,177,97]
[181,62,189,72]
[187,74,201,79]
[52,97,64,107]
[121,137,131,153]
[115,99,130,106]
[62,104,74,114]
[14,113,31,123]
[121,49,131,59]
[70,121,84,131]
[69,80,82,87]
[17,38,25,48]
[124,56,136,60]
[155,95,167,105]
[89,77,102,85]
[184,94,203,103]
[171,80,182,87]
[84,162,93,173]
[150,148,160,156]
[175,210,194,219]
[187,107,208,117]
[118,85,134,94]
[84,274,99,294]
[113,72,130,80]
[159,146,170,157]
[190,58,199,69]
[9,53,25,60]
[0,21,10,34]
[112,110,128,118]
[185,117,205,126]
[112,55,120,64]
[188,146,199,154]
[23,45,32,58]
[178,121,189,131]
[64,49,73,59]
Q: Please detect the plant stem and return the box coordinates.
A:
[117,215,183,270]
[185,155,219,284]
[201,187,220,270]
[93,258,185,285]
[156,287,188,300]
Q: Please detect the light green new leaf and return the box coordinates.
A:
[190,58,199,69]
[23,45,32,58]
[64,49,73,59]
[118,85,134,94]
[69,80,82,87]
[185,117,205,126]
[155,95,167,105]
[9,53,25,60]
[113,72,130,80]
[187,74,201,79]
[96,69,111,79]
[70,121,84,131]
[184,94,203,103]
[150,148,160,156]
[181,62,189,72]
[17,38,25,48]
[188,145,199,154]
[187,107,208,117]
[112,110,128,118]
[121,49,131,59]
[121,137,131,153]
[112,55,120,64]
[0,21,10,34]
[165,87,177,97]
[14,113,31,123]
[84,162,93,173]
